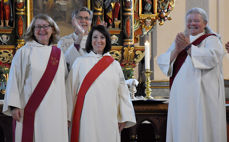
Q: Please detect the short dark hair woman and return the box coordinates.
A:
[85,25,112,54]
[67,25,136,142]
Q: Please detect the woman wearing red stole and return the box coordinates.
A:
[3,14,71,142]
[157,7,226,142]
[67,25,136,142]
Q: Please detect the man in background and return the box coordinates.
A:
[58,7,93,70]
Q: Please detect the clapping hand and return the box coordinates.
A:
[170,32,190,62]
[175,32,190,54]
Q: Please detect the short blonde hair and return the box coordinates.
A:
[24,14,60,44]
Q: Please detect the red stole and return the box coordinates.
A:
[74,44,80,51]
[21,46,61,142]
[169,34,216,88]
[71,56,114,142]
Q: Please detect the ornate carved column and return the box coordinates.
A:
[121,0,145,79]
[121,0,134,73]
[15,0,26,49]
[92,0,104,25]
[122,0,133,46]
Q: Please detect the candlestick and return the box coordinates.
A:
[145,41,150,70]
[145,69,153,99]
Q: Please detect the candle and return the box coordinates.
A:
[145,41,150,70]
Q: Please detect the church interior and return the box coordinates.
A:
[0,0,229,141]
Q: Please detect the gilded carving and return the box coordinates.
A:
[94,0,103,11]
[16,39,25,49]
[134,49,145,63]
[86,0,175,74]
[0,34,10,44]
[123,46,135,63]
[111,35,119,45]
[134,0,175,41]
[0,50,13,63]
[157,0,174,25]
[110,50,122,62]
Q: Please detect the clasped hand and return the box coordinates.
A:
[175,32,190,54]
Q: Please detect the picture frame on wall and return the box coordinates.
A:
[139,0,157,18]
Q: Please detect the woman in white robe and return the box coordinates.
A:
[157,8,227,142]
[3,14,71,142]
[67,25,136,142]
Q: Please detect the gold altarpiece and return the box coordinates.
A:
[0,0,175,98]
[0,0,28,97]
[86,0,175,78]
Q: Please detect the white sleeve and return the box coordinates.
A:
[117,63,136,128]
[191,36,224,69]
[157,42,176,77]
[3,47,30,116]
[65,59,81,120]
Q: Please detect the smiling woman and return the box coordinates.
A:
[157,7,226,142]
[67,25,136,142]
[34,20,53,45]
[2,14,71,142]
[185,8,208,36]
[24,14,60,45]
[91,30,106,54]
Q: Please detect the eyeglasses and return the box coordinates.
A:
[34,25,51,30]
[76,16,91,21]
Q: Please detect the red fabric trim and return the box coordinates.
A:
[71,56,114,142]
[21,46,61,142]
[74,44,80,51]
[169,34,216,88]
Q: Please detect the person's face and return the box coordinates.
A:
[34,19,53,45]
[75,11,92,34]
[186,13,207,36]
[92,30,106,54]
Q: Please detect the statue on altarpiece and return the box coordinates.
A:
[0,0,13,27]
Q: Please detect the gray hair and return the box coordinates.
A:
[71,7,93,20]
[186,7,215,35]
[24,14,60,44]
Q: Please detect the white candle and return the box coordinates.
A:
[145,41,150,70]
